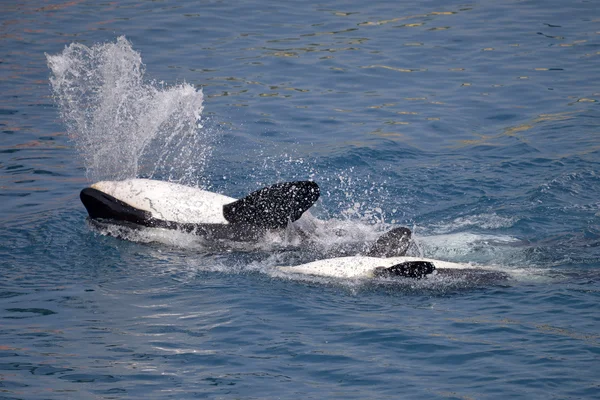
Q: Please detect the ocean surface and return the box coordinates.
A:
[1,1,599,398]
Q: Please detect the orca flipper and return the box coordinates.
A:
[366,227,412,257]
[373,261,435,279]
[223,181,320,229]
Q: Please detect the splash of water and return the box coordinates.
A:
[46,36,210,185]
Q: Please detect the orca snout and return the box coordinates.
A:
[80,187,149,223]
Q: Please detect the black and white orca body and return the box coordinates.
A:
[80,179,509,282]
[80,178,320,241]
[80,179,416,257]
[277,256,510,282]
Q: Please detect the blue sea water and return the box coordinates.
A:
[1,0,599,398]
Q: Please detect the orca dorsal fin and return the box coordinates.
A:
[373,261,435,279]
[222,181,320,228]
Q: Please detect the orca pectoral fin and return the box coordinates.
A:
[366,227,412,257]
[222,181,320,229]
[373,261,435,279]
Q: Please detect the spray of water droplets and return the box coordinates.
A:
[46,36,211,185]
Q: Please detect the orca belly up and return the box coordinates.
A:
[80,179,320,241]
[277,256,510,283]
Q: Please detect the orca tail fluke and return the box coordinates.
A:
[223,181,320,229]
[373,261,436,279]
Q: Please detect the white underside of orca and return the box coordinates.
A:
[91,179,235,224]
[277,256,480,279]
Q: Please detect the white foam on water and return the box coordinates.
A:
[429,213,518,234]
[46,36,211,185]
[415,232,520,259]
[90,220,207,250]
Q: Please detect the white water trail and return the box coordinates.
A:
[46,36,210,185]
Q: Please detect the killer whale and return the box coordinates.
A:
[277,256,510,282]
[80,178,320,241]
[80,178,415,256]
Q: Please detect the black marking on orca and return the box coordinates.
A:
[373,261,436,279]
[366,226,412,257]
[372,261,511,283]
[223,181,320,229]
